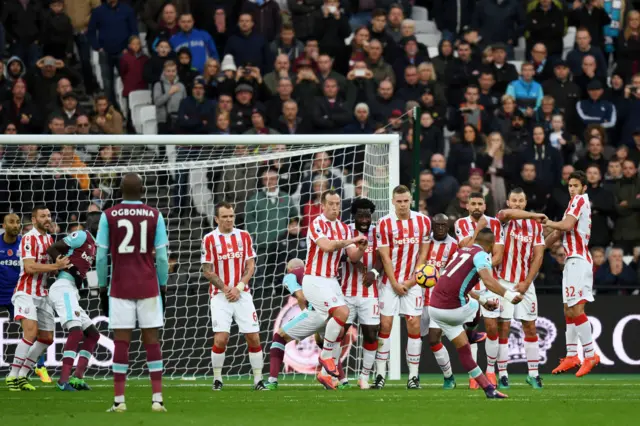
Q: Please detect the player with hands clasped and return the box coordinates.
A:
[201,202,266,391]
[543,171,599,377]
[47,212,103,392]
[429,223,523,400]
[96,173,170,413]
[375,185,431,390]
[302,190,367,390]
[494,188,547,389]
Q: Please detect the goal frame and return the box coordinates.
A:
[0,133,403,380]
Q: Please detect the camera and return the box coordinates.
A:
[354,69,366,77]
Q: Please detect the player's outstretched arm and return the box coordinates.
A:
[543,215,577,232]
[478,269,522,304]
[496,209,547,224]
[544,230,562,248]
[345,239,367,263]
[316,235,366,254]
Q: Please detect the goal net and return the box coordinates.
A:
[0,134,399,380]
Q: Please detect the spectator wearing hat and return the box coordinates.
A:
[433,0,475,42]
[56,91,84,129]
[506,62,544,117]
[472,0,525,58]
[3,0,44,67]
[566,28,608,78]
[144,38,177,87]
[392,35,428,85]
[217,54,238,95]
[175,47,199,93]
[445,41,482,107]
[88,0,138,104]
[311,77,352,134]
[576,79,617,133]
[543,59,582,134]
[170,12,219,74]
[525,0,566,60]
[177,76,217,134]
[4,56,26,86]
[225,13,270,74]
[231,83,261,133]
[418,85,447,129]
[613,160,640,253]
[489,43,519,94]
[344,102,375,135]
[244,107,280,135]
[153,60,187,135]
[41,0,74,61]
[26,56,80,108]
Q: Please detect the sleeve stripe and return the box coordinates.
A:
[570,197,585,217]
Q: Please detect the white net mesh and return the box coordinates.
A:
[0,137,393,379]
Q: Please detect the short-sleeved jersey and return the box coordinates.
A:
[201,228,256,296]
[424,234,458,306]
[15,229,53,298]
[499,217,544,283]
[0,235,21,303]
[341,224,378,298]
[58,231,96,285]
[562,194,592,263]
[454,215,504,246]
[305,214,353,278]
[430,245,492,309]
[97,201,169,299]
[376,210,431,285]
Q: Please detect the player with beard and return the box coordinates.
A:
[454,193,504,390]
[420,214,458,389]
[494,189,547,389]
[339,198,383,390]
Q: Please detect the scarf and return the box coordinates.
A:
[604,0,624,53]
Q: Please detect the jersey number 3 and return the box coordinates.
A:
[117,219,148,254]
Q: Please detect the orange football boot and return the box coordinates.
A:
[576,354,600,377]
[486,372,497,386]
[552,356,581,374]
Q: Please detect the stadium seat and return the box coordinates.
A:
[416,34,441,48]
[427,46,439,59]
[415,20,438,35]
[91,50,102,90]
[115,77,126,118]
[411,6,429,21]
[514,36,526,61]
[140,105,158,135]
[344,33,354,45]
[509,60,524,74]
[563,27,577,58]
[129,90,152,134]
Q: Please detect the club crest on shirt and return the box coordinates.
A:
[7,249,13,256]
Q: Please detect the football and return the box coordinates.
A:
[415,264,439,288]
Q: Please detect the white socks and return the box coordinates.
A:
[574,314,594,358]
[360,343,377,380]
[321,317,344,360]
[406,334,422,378]
[375,333,390,378]
[249,348,264,385]
[524,337,540,377]
[497,338,509,378]
[211,347,225,381]
[9,337,32,378]
[485,334,499,374]
[19,339,49,377]
[430,343,452,378]
[566,317,578,357]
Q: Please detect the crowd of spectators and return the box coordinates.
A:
[0,0,639,291]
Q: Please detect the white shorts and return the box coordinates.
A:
[420,305,440,337]
[281,308,326,341]
[428,300,480,341]
[345,296,380,326]
[302,275,346,318]
[109,296,164,329]
[48,278,93,330]
[496,279,539,321]
[210,291,260,334]
[380,283,424,317]
[479,279,506,319]
[11,292,55,331]
[563,257,594,307]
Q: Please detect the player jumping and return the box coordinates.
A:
[97,173,170,412]
[340,198,381,390]
[201,202,267,391]
[375,185,430,390]
[47,213,103,391]
[429,221,523,399]
[544,171,599,377]
[495,188,546,389]
[302,189,368,390]
[6,206,69,391]
[420,214,458,390]
[454,192,503,389]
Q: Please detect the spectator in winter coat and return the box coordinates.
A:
[225,13,270,73]
[447,124,485,184]
[476,132,517,210]
[313,0,351,74]
[576,79,617,132]
[64,0,101,95]
[526,0,565,59]
[616,11,640,83]
[26,56,81,108]
[433,0,475,41]
[143,39,176,87]
[613,160,640,253]
[311,78,352,134]
[242,0,282,42]
[520,124,562,189]
[566,29,608,78]
[90,95,123,135]
[170,13,219,73]
[594,247,637,293]
[392,36,428,87]
[543,60,582,135]
[244,107,280,135]
[586,165,616,248]
[517,162,550,212]
[153,60,187,134]
[1,79,42,134]
[176,48,199,94]
[141,0,189,47]
[343,102,375,135]
[569,0,612,50]
[263,54,295,98]
[150,3,181,48]
[269,23,305,63]
[275,99,314,135]
[298,151,343,208]
[489,43,519,94]
[477,70,501,117]
[4,56,26,86]
[119,36,149,97]
[88,0,138,104]
[42,0,74,61]
[432,39,455,86]
[265,77,294,125]
[450,85,494,135]
[177,76,217,134]
[446,42,482,107]
[531,43,555,83]
[367,8,398,64]
[287,0,322,42]
[506,62,544,117]
[575,136,609,176]
[3,0,43,67]
[365,79,403,125]
[366,39,395,87]
[231,84,263,134]
[472,0,526,57]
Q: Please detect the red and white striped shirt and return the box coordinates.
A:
[341,224,378,298]
[454,215,504,286]
[201,228,256,296]
[562,194,592,264]
[15,228,53,298]
[305,214,353,278]
[376,211,431,285]
[499,218,544,283]
[424,234,458,306]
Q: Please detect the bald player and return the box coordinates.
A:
[96,173,169,412]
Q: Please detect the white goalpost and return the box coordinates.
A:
[0,134,402,381]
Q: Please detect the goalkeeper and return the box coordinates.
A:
[266,258,326,390]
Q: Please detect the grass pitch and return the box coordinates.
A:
[1,374,638,426]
